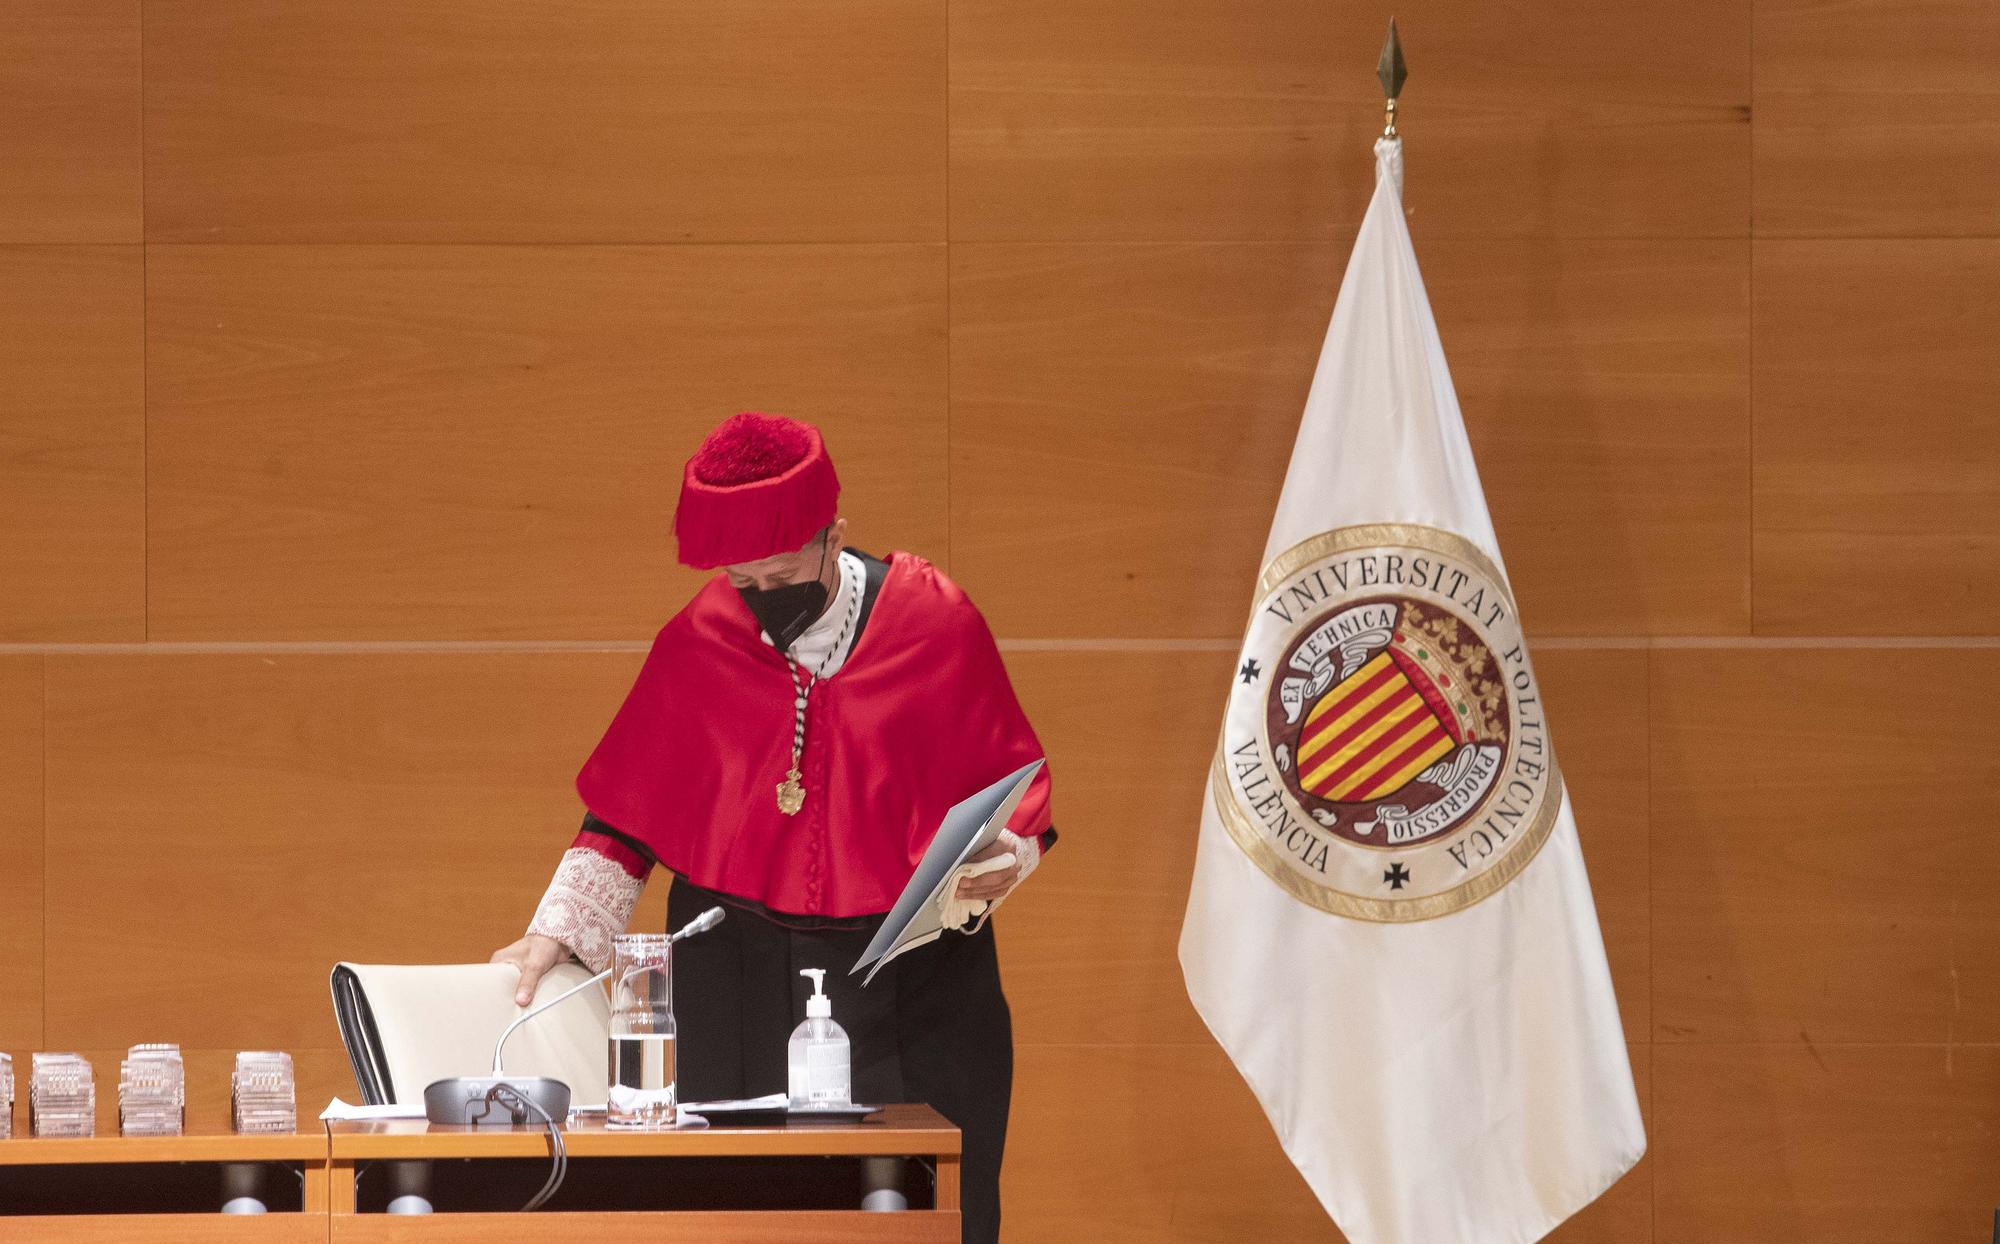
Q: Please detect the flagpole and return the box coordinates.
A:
[1377,18,1407,138]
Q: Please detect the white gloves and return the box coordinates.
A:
[937,828,1040,933]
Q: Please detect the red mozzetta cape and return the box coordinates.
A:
[575,552,1053,918]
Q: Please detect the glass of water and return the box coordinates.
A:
[606,932,677,1129]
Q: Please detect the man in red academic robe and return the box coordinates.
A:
[491,411,1055,1244]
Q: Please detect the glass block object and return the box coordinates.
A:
[118,1044,186,1137]
[231,1051,296,1134]
[0,1052,12,1139]
[29,1053,95,1138]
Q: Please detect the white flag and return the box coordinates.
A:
[1178,137,1644,1244]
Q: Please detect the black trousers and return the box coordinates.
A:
[666,875,1013,1244]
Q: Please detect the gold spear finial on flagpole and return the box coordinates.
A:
[1377,18,1407,138]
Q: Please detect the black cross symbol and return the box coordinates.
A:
[1383,862,1411,891]
[1238,659,1262,685]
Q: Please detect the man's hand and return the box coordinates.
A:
[954,830,1036,903]
[490,933,567,1007]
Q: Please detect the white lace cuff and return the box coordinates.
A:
[1004,827,1041,886]
[962,828,1043,934]
[527,848,645,972]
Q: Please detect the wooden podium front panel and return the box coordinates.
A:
[331,1210,957,1243]
[0,1119,327,1242]
[327,1105,961,1238]
[0,1218,322,1244]
[325,1103,961,1160]
[0,1129,322,1167]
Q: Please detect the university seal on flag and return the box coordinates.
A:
[1212,523,1564,921]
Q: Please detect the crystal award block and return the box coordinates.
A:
[231,1051,297,1134]
[118,1044,186,1137]
[0,1052,13,1139]
[30,1053,95,1138]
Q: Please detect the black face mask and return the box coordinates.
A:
[737,544,830,652]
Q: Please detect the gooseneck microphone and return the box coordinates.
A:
[671,905,727,941]
[423,906,728,1132]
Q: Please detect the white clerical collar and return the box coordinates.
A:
[761,548,865,678]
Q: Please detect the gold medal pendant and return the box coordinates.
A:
[776,766,805,815]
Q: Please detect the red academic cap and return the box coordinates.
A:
[673,411,841,569]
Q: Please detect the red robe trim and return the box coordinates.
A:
[576,552,1053,918]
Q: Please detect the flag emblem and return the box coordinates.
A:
[1214,522,1562,921]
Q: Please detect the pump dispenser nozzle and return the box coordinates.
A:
[800,968,831,1018]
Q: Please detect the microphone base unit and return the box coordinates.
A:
[423,1076,572,1126]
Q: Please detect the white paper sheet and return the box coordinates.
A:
[319,1097,425,1121]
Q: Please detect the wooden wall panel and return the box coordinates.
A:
[949,243,1329,639]
[1007,1043,1653,1244]
[0,658,43,1051]
[1654,1043,2000,1242]
[1753,241,2000,635]
[996,649,1233,1046]
[952,240,1748,640]
[1535,648,1651,1039]
[42,652,648,1050]
[143,0,945,243]
[0,246,146,641]
[145,244,947,640]
[950,0,1748,241]
[1425,240,1750,636]
[1754,0,2000,236]
[1005,1044,1342,1243]
[1651,647,2000,1044]
[0,2,141,243]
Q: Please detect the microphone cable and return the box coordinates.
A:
[483,1082,567,1211]
[473,907,718,1212]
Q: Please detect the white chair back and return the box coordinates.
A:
[331,962,610,1105]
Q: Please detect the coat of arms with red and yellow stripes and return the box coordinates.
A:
[1213,524,1563,921]
[1293,646,1463,804]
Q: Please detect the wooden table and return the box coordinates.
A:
[326,1103,961,1241]
[0,1105,959,1241]
[0,1123,327,1242]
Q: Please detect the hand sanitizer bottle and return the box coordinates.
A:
[787,968,851,1107]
